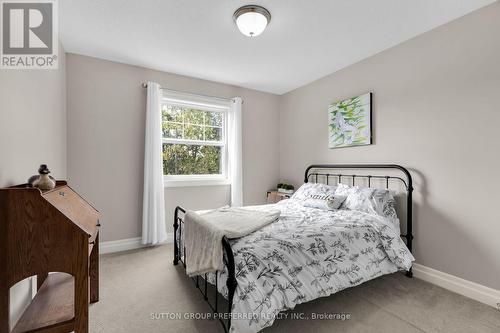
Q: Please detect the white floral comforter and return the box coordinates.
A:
[193,199,414,333]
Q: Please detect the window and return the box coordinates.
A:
[162,92,230,187]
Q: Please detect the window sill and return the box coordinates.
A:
[164,178,231,188]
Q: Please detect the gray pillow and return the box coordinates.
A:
[302,195,347,210]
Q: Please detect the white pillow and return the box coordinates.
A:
[291,183,346,210]
[334,183,400,232]
[336,183,399,223]
[371,189,399,224]
[292,183,335,200]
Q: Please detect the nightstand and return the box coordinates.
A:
[266,190,293,204]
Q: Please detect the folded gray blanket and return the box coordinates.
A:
[184,206,280,276]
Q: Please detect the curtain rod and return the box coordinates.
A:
[141,82,241,104]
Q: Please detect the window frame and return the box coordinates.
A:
[161,91,231,188]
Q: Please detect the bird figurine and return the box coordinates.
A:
[28,164,56,190]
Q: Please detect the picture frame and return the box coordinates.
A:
[328,92,372,148]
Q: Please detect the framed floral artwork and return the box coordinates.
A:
[328,92,372,148]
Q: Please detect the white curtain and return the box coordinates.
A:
[142,81,167,245]
[228,97,243,207]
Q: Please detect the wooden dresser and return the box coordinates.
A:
[0,181,100,333]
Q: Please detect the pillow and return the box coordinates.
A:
[291,183,346,210]
[334,183,353,196]
[291,183,336,200]
[371,189,399,223]
[336,184,376,211]
[302,195,347,210]
[335,183,399,224]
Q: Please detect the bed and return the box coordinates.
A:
[173,164,415,333]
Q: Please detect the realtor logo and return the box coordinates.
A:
[1,0,58,69]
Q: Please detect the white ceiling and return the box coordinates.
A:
[60,0,496,94]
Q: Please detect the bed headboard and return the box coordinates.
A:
[304,164,413,253]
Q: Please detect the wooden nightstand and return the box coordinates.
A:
[267,190,293,204]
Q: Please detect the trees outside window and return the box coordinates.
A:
[162,104,227,178]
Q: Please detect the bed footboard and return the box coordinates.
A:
[173,206,237,333]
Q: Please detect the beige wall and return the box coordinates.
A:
[65,2,500,291]
[279,2,500,290]
[165,185,230,233]
[0,44,66,329]
[66,54,280,241]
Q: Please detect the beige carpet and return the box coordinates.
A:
[90,244,500,333]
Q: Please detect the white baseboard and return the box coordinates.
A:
[413,263,500,310]
[100,233,173,254]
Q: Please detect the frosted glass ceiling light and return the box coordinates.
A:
[233,5,271,37]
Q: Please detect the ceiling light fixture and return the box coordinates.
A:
[233,5,271,37]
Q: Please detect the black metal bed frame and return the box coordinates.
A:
[173,164,414,332]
